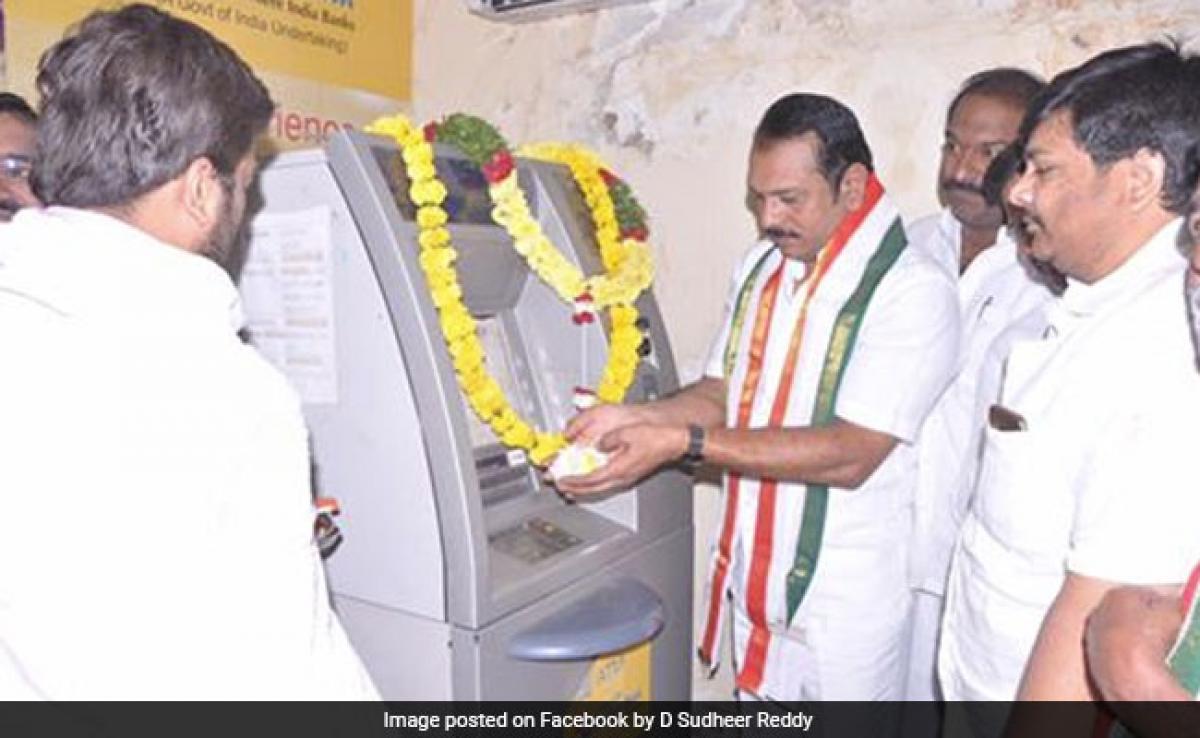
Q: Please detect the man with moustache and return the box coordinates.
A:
[908,69,1044,279]
[557,93,959,704]
[0,5,376,699]
[0,93,39,221]
[937,41,1200,725]
[904,69,1048,705]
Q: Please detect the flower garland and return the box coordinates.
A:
[366,113,654,466]
[517,141,647,403]
[430,114,654,309]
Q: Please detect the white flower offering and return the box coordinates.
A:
[548,443,609,479]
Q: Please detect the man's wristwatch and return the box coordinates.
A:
[681,424,706,466]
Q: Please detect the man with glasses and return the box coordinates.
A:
[0,92,38,221]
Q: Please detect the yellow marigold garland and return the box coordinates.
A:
[519,142,647,402]
[519,143,654,305]
[367,114,654,465]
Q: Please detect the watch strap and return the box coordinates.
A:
[683,424,705,464]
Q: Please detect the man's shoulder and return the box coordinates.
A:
[733,238,776,268]
[724,239,779,286]
[0,211,75,313]
[1057,270,1196,407]
[219,340,306,416]
[837,234,959,345]
[880,235,959,301]
[1091,261,1190,340]
[905,211,943,243]
[904,210,958,280]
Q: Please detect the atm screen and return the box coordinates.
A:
[463,316,531,449]
[371,147,494,226]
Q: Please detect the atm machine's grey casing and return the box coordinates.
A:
[244,132,693,700]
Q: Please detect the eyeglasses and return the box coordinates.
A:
[0,154,31,182]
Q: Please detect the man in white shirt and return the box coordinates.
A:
[0,4,377,699]
[1080,194,1200,734]
[556,93,958,712]
[938,41,1200,731]
[905,68,1048,705]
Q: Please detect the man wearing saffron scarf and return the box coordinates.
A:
[557,93,959,705]
[937,42,1200,729]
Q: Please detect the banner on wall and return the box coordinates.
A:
[3,0,413,148]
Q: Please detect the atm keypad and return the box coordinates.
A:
[490,517,582,564]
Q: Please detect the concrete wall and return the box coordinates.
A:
[413,0,1200,698]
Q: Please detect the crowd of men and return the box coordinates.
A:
[558,33,1200,738]
[0,1,1197,732]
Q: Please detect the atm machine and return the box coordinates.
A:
[237,131,693,700]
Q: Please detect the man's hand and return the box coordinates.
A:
[553,423,687,496]
[550,378,724,497]
[1085,584,1188,702]
[563,403,654,446]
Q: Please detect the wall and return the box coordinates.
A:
[413,0,1200,699]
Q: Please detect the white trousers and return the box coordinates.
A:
[729,590,912,701]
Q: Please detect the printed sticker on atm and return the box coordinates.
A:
[574,641,652,702]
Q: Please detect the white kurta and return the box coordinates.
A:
[904,211,1056,702]
[701,200,959,700]
[939,218,1200,701]
[0,208,378,700]
[909,209,1056,597]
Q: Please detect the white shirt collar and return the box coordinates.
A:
[936,207,1019,280]
[938,207,963,247]
[1058,217,1185,318]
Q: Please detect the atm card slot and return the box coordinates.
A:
[477,462,527,489]
[480,477,532,507]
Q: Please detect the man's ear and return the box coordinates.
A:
[838,162,869,211]
[179,156,223,230]
[1126,148,1167,214]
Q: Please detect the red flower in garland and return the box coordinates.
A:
[423,122,439,143]
[598,168,619,187]
[621,226,648,241]
[571,386,598,411]
[481,150,515,184]
[572,292,597,324]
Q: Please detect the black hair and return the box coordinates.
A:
[982,143,1025,207]
[753,93,874,189]
[33,3,274,208]
[1020,40,1200,215]
[946,68,1044,126]
[0,92,37,125]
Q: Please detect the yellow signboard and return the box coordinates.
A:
[5,0,412,148]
